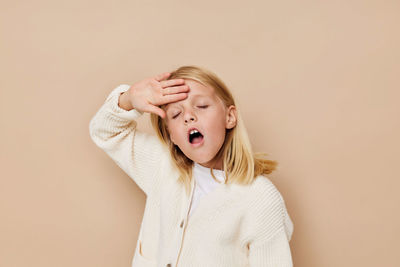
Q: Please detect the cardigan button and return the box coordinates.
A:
[180,219,184,228]
[166,264,171,267]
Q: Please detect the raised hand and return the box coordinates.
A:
[119,72,189,118]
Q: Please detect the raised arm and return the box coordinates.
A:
[89,84,166,196]
[88,73,190,196]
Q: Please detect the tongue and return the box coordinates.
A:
[192,136,203,144]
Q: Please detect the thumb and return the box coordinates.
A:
[155,72,171,82]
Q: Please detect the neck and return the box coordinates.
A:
[197,158,223,170]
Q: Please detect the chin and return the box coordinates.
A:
[185,153,213,165]
[189,156,209,165]
[178,143,219,165]
[198,154,219,165]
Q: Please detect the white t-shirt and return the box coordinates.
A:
[188,162,226,218]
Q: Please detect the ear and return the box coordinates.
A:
[225,105,237,130]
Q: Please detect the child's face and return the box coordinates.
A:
[163,79,237,169]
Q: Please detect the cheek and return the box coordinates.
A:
[209,120,226,141]
[166,124,174,141]
[216,116,228,140]
[170,130,177,143]
[168,124,184,143]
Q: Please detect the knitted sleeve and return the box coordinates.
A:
[247,177,294,266]
[88,84,169,196]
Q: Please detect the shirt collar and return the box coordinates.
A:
[193,162,226,183]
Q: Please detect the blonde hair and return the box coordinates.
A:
[150,65,278,196]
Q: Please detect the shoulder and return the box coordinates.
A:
[248,175,285,205]
[232,174,284,209]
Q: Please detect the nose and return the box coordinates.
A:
[184,110,196,124]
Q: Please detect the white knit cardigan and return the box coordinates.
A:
[89,84,294,267]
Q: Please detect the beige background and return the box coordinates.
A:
[1,0,399,266]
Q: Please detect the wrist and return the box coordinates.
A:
[118,89,134,111]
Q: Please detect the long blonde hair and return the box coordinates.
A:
[150,65,277,196]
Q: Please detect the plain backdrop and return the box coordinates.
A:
[1,0,399,266]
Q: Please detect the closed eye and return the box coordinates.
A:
[171,105,208,119]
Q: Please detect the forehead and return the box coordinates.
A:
[164,79,216,108]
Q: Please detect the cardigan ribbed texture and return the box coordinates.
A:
[89,84,294,267]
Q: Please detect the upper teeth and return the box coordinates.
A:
[190,129,199,135]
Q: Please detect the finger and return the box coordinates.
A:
[160,78,185,88]
[155,72,171,82]
[162,85,189,95]
[159,92,188,105]
[147,105,166,118]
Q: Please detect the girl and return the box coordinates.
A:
[89,65,294,267]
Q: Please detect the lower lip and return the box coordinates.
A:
[190,137,205,148]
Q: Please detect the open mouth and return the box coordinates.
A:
[188,128,204,145]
